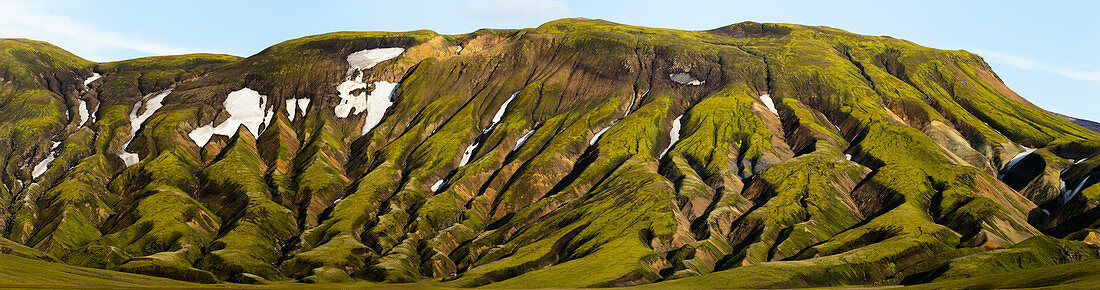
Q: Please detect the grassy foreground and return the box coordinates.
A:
[5,249,1100,289]
[0,254,441,289]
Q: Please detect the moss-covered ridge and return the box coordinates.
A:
[2,18,1100,288]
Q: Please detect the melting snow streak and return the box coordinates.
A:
[1004,147,1037,171]
[458,90,522,166]
[760,94,778,116]
[431,180,445,192]
[513,130,535,152]
[659,115,683,158]
[77,100,90,127]
[119,88,173,166]
[589,122,617,145]
[1065,175,1092,203]
[83,73,101,87]
[31,141,61,178]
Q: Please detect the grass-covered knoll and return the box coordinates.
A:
[903,257,1100,289]
[0,47,241,280]
[0,39,93,224]
[94,54,241,100]
[198,127,299,283]
[0,253,197,288]
[0,38,91,89]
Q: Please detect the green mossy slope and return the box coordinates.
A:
[2,19,1100,288]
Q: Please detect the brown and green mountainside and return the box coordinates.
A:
[2,19,1100,288]
[1058,113,1100,133]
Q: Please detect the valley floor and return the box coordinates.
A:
[4,251,1100,289]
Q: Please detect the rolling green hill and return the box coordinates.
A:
[1,18,1099,288]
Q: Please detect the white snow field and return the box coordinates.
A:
[361,81,398,135]
[297,98,310,115]
[459,142,479,167]
[188,88,272,147]
[284,98,310,122]
[346,47,405,76]
[285,99,298,121]
[337,47,404,122]
[335,74,369,118]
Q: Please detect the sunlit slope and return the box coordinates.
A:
[1,18,1099,288]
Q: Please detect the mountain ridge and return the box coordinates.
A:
[1,18,1099,288]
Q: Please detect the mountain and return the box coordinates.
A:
[1,18,1099,288]
[1057,113,1100,133]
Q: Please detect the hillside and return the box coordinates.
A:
[1,18,1099,288]
[1057,113,1100,133]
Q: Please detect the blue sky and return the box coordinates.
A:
[2,0,1097,120]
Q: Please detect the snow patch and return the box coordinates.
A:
[298,99,310,113]
[669,73,704,86]
[1042,209,1051,215]
[459,142,479,167]
[83,72,101,87]
[285,99,297,121]
[626,89,647,115]
[91,102,100,123]
[760,94,779,116]
[1078,157,1090,164]
[845,154,853,161]
[659,115,683,158]
[587,90,644,148]
[346,47,404,76]
[455,90,522,166]
[119,88,173,166]
[118,151,139,166]
[187,88,270,147]
[513,130,534,152]
[455,46,463,53]
[31,141,61,178]
[362,81,398,135]
[589,122,617,146]
[1065,175,1092,203]
[284,97,311,121]
[77,99,90,127]
[431,179,445,192]
[1004,147,1037,171]
[335,76,398,130]
[335,74,369,118]
[491,90,520,126]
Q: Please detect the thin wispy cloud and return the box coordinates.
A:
[974,49,1100,83]
[0,0,196,61]
[464,0,572,23]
